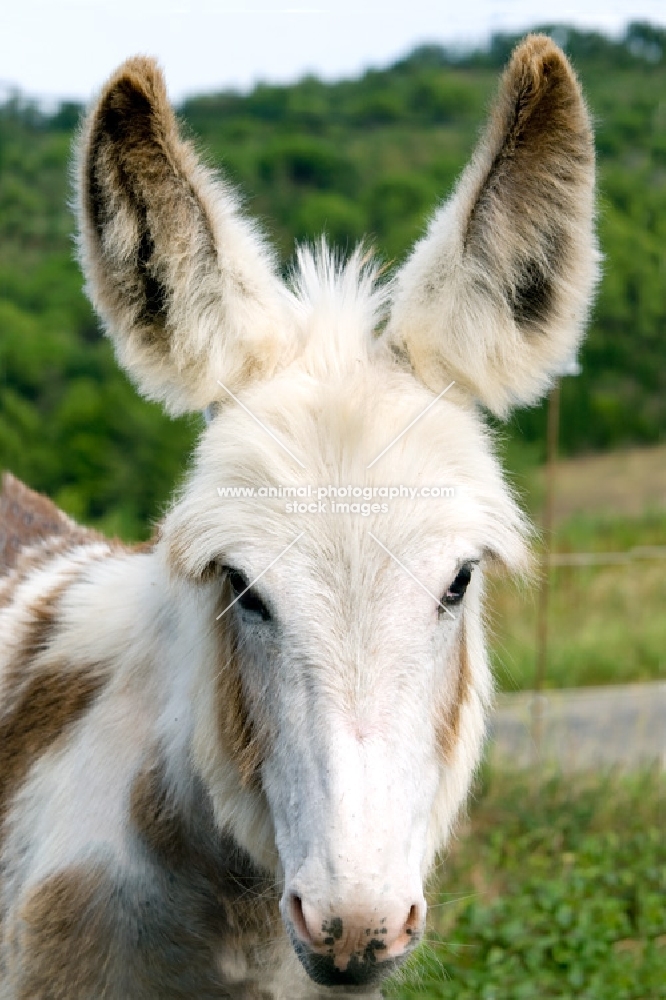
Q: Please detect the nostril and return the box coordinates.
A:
[384,900,426,959]
[404,902,422,937]
[288,893,312,946]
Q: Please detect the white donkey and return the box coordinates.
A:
[0,35,597,999]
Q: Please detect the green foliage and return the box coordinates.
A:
[1,23,665,536]
[386,770,666,999]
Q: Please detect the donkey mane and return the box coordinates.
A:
[290,243,391,329]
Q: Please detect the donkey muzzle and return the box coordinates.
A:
[283,889,425,987]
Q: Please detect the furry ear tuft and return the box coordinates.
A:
[76,56,294,415]
[385,35,600,417]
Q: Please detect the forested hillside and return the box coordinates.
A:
[1,23,664,538]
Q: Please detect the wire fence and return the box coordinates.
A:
[523,382,665,766]
[549,545,666,566]
[527,541,666,767]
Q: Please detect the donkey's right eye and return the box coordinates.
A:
[224,567,272,622]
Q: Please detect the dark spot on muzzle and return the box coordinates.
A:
[321,916,343,941]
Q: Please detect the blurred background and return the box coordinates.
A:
[1,2,664,995]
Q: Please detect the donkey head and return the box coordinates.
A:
[77,37,597,989]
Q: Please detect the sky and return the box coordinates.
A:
[1,0,665,106]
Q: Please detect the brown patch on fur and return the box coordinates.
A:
[464,34,594,332]
[0,473,158,610]
[130,750,279,939]
[130,754,193,869]
[13,749,279,996]
[15,845,281,997]
[0,472,101,579]
[15,866,108,999]
[15,848,280,997]
[1,473,96,611]
[0,537,73,612]
[129,533,160,555]
[215,579,267,787]
[15,576,73,665]
[436,617,471,762]
[0,662,106,830]
[0,577,107,829]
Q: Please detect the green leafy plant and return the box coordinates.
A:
[386,770,666,999]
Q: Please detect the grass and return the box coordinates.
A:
[487,443,666,692]
[386,768,666,1000]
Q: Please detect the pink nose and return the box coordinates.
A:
[286,892,425,986]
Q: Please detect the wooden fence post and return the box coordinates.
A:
[532,380,561,763]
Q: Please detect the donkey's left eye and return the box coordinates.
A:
[442,563,473,607]
[224,567,272,622]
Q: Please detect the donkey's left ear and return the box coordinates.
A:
[385,35,600,417]
[76,57,294,415]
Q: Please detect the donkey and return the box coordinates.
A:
[0,35,597,999]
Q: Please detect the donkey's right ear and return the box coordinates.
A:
[76,57,294,415]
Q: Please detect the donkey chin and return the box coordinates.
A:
[289,933,407,989]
